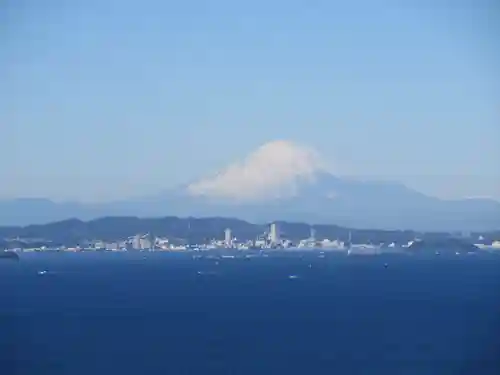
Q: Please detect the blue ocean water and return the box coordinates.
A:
[1,252,500,375]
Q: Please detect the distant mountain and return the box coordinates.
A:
[138,140,500,231]
[0,198,106,226]
[0,216,262,248]
[1,140,499,231]
[1,216,497,249]
[1,216,499,249]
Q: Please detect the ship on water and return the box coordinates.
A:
[474,240,500,251]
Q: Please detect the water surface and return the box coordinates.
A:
[2,251,500,374]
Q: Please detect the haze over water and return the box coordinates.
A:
[2,251,500,375]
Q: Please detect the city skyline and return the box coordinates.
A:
[1,0,499,202]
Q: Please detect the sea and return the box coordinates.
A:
[1,251,500,375]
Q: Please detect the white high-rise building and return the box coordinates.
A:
[310,226,316,241]
[269,222,280,245]
[224,228,232,247]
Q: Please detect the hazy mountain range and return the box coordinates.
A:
[2,141,499,231]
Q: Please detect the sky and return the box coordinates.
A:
[1,0,499,202]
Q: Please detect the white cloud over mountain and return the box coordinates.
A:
[187,140,328,201]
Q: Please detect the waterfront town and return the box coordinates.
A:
[4,222,500,254]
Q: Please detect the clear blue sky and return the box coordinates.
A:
[1,0,499,202]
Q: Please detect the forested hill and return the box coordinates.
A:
[0,216,498,248]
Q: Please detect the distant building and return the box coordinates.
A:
[106,242,118,251]
[132,235,141,249]
[224,228,232,248]
[94,241,106,250]
[139,237,151,249]
[310,227,316,241]
[269,222,280,245]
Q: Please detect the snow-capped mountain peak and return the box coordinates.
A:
[186,140,328,201]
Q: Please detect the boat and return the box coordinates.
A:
[474,240,500,251]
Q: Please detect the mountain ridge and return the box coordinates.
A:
[1,181,498,231]
[1,140,499,231]
[1,215,499,250]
